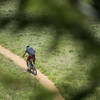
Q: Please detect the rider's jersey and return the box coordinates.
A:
[26,47,35,55]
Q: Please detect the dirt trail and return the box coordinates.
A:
[0,45,64,100]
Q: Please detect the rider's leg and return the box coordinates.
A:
[26,60,28,66]
[32,55,35,64]
[26,56,29,67]
[33,60,35,64]
[27,56,31,71]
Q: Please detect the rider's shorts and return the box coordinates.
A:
[27,55,35,62]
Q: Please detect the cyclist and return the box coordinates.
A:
[23,45,36,71]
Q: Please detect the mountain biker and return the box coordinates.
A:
[23,45,36,71]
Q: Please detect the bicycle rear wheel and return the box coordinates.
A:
[32,64,37,75]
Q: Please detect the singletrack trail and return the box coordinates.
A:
[0,45,64,100]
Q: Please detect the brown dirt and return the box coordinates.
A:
[0,45,64,100]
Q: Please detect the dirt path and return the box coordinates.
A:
[0,45,64,100]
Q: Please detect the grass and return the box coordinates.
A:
[1,24,100,100]
[0,54,53,100]
[0,1,100,100]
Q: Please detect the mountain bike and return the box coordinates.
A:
[27,59,37,75]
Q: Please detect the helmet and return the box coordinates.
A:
[26,45,30,49]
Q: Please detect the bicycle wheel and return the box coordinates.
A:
[32,64,37,75]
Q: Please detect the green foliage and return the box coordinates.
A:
[0,0,100,100]
[0,24,100,100]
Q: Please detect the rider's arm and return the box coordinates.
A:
[23,51,26,57]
